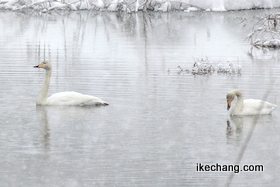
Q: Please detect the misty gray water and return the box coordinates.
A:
[1,9,280,186]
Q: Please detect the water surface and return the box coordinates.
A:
[1,10,280,186]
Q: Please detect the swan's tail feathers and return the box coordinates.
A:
[95,100,109,106]
[264,103,277,115]
[102,102,109,106]
[271,104,277,112]
[269,103,277,110]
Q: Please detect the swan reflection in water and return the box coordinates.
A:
[36,105,103,153]
[36,106,51,153]
[226,115,273,145]
[226,118,243,145]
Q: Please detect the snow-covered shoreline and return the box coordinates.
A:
[0,0,280,12]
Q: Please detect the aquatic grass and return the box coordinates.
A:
[176,57,242,76]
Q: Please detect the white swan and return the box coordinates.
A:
[226,89,276,116]
[34,61,109,106]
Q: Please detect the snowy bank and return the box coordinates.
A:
[246,13,280,49]
[0,0,280,12]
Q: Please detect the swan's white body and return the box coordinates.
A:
[34,61,108,106]
[226,89,276,116]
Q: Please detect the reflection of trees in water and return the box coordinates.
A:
[4,10,280,65]
[13,11,193,75]
[1,11,224,63]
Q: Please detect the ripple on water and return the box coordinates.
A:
[1,10,280,187]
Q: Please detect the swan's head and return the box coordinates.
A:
[34,60,52,70]
[226,92,235,110]
[226,90,242,110]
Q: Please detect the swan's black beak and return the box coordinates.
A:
[227,100,231,110]
[34,63,44,68]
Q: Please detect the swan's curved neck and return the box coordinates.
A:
[233,90,244,111]
[235,95,244,107]
[36,69,51,105]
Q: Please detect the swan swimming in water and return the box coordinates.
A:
[226,89,276,116]
[34,61,109,106]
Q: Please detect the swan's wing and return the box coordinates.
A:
[46,91,108,106]
[243,99,277,115]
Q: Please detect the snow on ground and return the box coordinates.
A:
[0,0,280,12]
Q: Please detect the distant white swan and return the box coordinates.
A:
[226,89,276,116]
[34,61,109,106]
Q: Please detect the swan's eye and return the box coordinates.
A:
[226,94,234,101]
